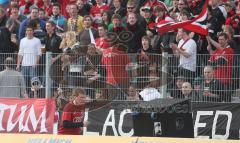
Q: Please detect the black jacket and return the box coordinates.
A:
[0,15,8,27]
[126,23,146,53]
[0,27,17,53]
[45,33,62,54]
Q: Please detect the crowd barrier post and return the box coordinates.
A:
[161,52,168,98]
[45,52,52,98]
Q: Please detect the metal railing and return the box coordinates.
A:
[0,52,239,103]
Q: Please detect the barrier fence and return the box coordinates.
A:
[0,52,240,103]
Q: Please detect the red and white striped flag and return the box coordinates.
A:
[183,22,208,36]
[152,0,209,35]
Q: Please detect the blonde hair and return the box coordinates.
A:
[60,31,77,49]
[66,31,77,47]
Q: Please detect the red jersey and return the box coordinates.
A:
[209,46,233,85]
[102,48,130,85]
[58,102,85,135]
[90,4,109,19]
[96,38,110,49]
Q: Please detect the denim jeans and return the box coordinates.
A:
[21,66,36,88]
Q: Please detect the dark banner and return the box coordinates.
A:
[83,99,191,136]
[192,102,240,140]
[83,100,240,140]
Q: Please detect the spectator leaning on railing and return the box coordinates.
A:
[58,87,89,135]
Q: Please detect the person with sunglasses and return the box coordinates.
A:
[122,0,145,27]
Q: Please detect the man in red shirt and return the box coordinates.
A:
[95,24,109,50]
[102,46,130,86]
[58,87,89,135]
[90,0,109,27]
[207,32,233,86]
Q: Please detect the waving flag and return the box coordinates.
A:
[152,0,209,35]
[183,22,208,36]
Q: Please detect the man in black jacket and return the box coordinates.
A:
[45,20,62,62]
[126,12,146,54]
[41,20,62,86]
[0,27,17,71]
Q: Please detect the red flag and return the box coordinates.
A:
[156,0,209,34]
[183,22,208,36]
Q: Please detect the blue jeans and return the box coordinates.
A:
[21,66,36,88]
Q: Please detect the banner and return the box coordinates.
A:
[192,102,240,140]
[84,100,240,140]
[1,133,239,143]
[84,99,191,137]
[0,98,56,134]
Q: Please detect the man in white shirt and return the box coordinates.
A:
[17,25,41,88]
[170,28,197,83]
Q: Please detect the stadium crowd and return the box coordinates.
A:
[0,0,240,104]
